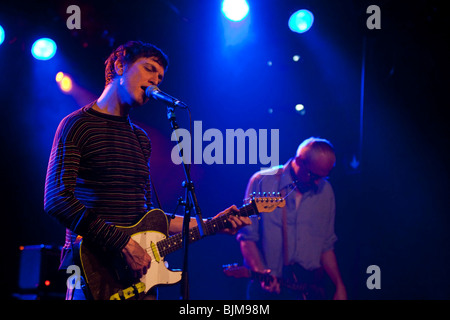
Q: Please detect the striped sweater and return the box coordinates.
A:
[44,101,153,259]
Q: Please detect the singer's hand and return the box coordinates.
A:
[214,205,252,235]
[121,238,151,279]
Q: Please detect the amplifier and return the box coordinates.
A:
[16,244,66,299]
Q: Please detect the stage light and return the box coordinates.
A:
[60,76,72,93]
[56,72,73,93]
[55,71,64,82]
[31,38,57,60]
[295,104,304,111]
[289,9,314,34]
[0,25,5,46]
[221,0,249,22]
[293,55,300,62]
[295,104,306,115]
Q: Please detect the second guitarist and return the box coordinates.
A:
[237,138,348,300]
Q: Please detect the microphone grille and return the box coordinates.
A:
[145,85,159,96]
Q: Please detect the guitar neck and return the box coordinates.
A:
[156,203,256,257]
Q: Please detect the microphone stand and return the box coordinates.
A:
[165,104,206,300]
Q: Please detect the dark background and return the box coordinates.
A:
[1,0,448,300]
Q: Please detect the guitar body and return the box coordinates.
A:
[76,195,285,300]
[79,209,182,300]
[223,264,326,300]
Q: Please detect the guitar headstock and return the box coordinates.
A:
[244,192,286,213]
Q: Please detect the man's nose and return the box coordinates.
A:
[148,75,161,86]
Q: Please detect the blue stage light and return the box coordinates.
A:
[31,38,57,60]
[0,25,5,45]
[288,9,314,34]
[221,0,249,22]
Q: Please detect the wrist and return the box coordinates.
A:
[121,237,133,254]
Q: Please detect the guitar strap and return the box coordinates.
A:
[275,162,327,299]
[280,161,297,266]
[281,163,304,269]
[281,205,289,266]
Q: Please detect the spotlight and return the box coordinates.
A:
[55,71,64,82]
[295,104,304,111]
[0,25,5,46]
[60,76,73,92]
[295,104,306,115]
[288,9,314,34]
[31,38,57,60]
[56,72,72,93]
[221,0,249,22]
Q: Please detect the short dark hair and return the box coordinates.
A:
[104,40,169,86]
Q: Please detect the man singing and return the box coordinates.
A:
[44,40,250,300]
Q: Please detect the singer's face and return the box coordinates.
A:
[119,57,165,106]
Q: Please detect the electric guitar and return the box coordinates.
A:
[223,264,326,300]
[77,194,285,300]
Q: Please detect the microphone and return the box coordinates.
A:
[145,85,187,108]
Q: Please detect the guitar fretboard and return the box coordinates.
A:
[156,203,256,257]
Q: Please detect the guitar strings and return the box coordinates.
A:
[141,189,297,256]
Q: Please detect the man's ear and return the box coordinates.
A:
[114,59,124,76]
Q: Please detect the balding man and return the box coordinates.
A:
[237,137,347,300]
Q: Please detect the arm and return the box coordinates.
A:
[320,249,347,300]
[168,205,250,235]
[168,215,198,235]
[240,240,280,293]
[237,172,280,293]
[45,136,151,277]
[44,120,129,251]
[239,240,266,272]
